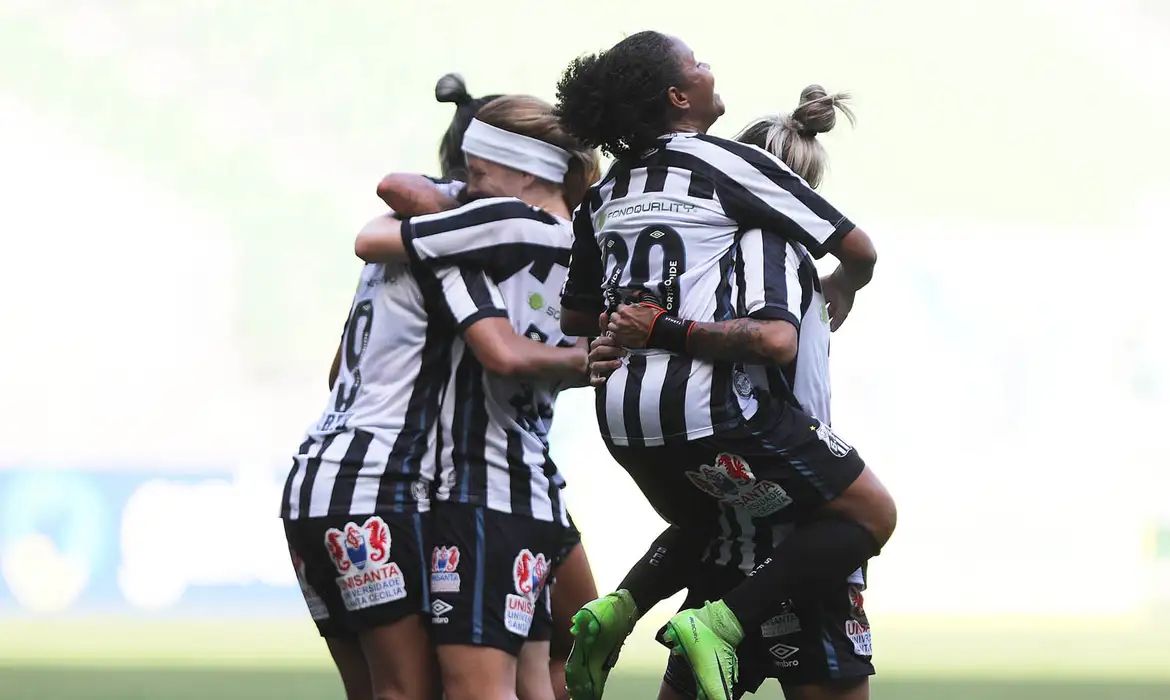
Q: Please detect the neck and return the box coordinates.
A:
[521,190,571,220]
[668,117,710,135]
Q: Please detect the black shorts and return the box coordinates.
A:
[608,406,865,532]
[426,501,567,655]
[555,509,583,563]
[662,562,874,697]
[284,512,430,638]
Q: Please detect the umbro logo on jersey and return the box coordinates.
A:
[768,643,800,667]
[431,599,453,624]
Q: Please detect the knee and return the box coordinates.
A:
[370,674,435,700]
[835,469,897,549]
[441,673,506,700]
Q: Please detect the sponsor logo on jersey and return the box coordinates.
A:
[846,584,872,656]
[504,548,549,636]
[430,598,453,624]
[760,599,800,637]
[768,642,800,668]
[430,546,461,593]
[812,421,852,457]
[323,516,406,611]
[685,453,793,517]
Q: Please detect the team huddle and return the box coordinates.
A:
[280,30,897,700]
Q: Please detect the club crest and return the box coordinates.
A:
[685,453,793,517]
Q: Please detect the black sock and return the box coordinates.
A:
[721,518,879,631]
[618,526,705,615]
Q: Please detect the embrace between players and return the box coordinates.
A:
[280,30,897,700]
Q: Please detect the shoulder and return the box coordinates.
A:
[684,134,790,173]
[410,197,555,233]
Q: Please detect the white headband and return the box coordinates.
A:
[462,118,570,183]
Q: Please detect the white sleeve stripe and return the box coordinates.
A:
[673,137,846,248]
[404,198,550,262]
[437,267,506,326]
[413,220,560,261]
[740,230,800,318]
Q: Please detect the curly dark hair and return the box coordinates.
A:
[555,31,687,160]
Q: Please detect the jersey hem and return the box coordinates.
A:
[601,416,746,449]
[431,494,568,525]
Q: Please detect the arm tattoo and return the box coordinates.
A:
[687,318,775,364]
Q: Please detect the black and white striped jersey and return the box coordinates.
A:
[561,132,853,447]
[734,230,832,424]
[401,196,578,525]
[281,256,504,520]
[703,231,841,574]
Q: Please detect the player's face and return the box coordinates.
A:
[465,155,530,201]
[666,37,725,132]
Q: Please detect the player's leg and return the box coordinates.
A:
[326,637,374,700]
[297,512,434,700]
[774,578,874,700]
[565,522,706,700]
[359,615,437,700]
[520,577,556,700]
[518,638,556,700]
[285,519,373,700]
[655,564,767,700]
[355,512,436,700]
[548,523,599,700]
[564,444,714,700]
[438,645,520,700]
[781,680,869,700]
[429,503,559,700]
[660,414,893,700]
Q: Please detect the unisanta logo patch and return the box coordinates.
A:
[322,516,406,611]
[685,453,793,517]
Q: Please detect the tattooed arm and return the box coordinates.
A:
[686,317,797,365]
[605,303,797,365]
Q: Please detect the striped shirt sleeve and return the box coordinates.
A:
[400,197,553,269]
[560,196,605,313]
[738,229,802,327]
[693,135,854,259]
[435,265,509,333]
[423,176,468,202]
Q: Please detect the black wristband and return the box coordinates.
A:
[646,313,694,353]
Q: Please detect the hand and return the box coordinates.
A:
[588,335,628,387]
[605,303,662,348]
[820,271,856,332]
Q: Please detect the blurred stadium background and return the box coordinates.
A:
[2,1,1169,698]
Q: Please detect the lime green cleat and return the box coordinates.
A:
[659,601,744,700]
[564,590,639,700]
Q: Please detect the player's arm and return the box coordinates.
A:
[605,229,802,365]
[438,266,588,383]
[375,173,465,217]
[328,340,342,388]
[354,214,407,263]
[560,198,606,336]
[464,320,588,383]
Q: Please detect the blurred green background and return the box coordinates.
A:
[2,1,1168,698]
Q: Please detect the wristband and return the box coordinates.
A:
[646,313,695,353]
